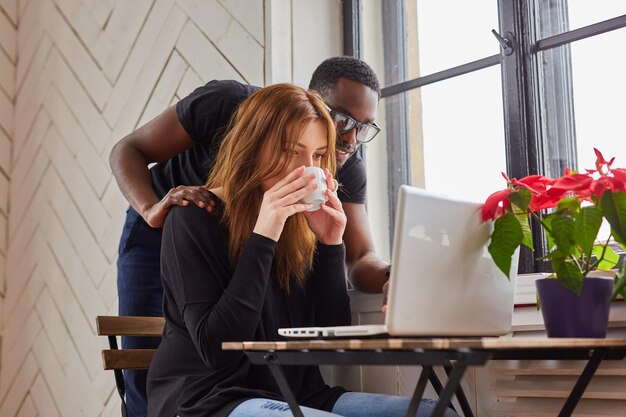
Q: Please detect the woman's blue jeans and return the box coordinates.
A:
[117,207,164,417]
[228,393,460,417]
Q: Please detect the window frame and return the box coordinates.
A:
[345,0,626,274]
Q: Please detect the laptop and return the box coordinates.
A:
[278,185,518,338]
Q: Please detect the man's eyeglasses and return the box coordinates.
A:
[326,106,381,144]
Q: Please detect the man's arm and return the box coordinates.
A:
[342,202,390,293]
[109,105,215,228]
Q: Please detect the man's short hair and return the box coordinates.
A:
[309,56,381,98]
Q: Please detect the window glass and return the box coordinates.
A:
[409,66,506,202]
[414,0,500,77]
[538,0,626,38]
[571,28,626,243]
[538,28,626,242]
[568,29,626,171]
[361,0,500,86]
[569,1,626,30]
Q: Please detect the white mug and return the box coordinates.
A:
[300,166,329,211]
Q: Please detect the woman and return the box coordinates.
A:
[146,84,457,417]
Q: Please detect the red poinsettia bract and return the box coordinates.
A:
[481,188,512,222]
[485,148,626,221]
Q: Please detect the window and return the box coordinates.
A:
[346,0,626,273]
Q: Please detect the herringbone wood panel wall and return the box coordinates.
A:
[0,0,265,415]
[0,0,15,342]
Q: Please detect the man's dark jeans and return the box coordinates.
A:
[117,207,163,417]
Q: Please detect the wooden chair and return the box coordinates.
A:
[96,316,165,417]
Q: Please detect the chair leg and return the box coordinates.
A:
[109,336,128,417]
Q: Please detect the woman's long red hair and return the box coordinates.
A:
[207,84,336,291]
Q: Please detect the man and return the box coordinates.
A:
[109,56,390,417]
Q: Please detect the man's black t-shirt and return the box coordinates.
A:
[149,80,367,204]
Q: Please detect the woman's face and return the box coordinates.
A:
[261,120,329,191]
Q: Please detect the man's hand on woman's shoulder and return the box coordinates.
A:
[142,185,216,228]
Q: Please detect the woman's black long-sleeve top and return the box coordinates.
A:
[147,198,352,417]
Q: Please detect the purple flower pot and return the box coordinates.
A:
[535,277,613,338]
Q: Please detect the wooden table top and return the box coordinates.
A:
[222,338,626,351]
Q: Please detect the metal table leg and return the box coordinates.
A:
[252,349,488,417]
[405,366,433,417]
[429,358,469,417]
[557,348,606,417]
[444,365,474,417]
[429,368,444,396]
[265,354,305,417]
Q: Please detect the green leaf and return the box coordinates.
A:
[509,188,532,212]
[592,244,619,270]
[514,211,534,250]
[612,228,626,247]
[551,256,584,295]
[574,206,603,258]
[600,191,626,244]
[551,214,576,255]
[557,197,581,213]
[535,292,541,311]
[542,214,555,250]
[488,213,523,280]
[611,261,626,301]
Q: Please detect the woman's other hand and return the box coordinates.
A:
[304,169,346,245]
[253,166,316,241]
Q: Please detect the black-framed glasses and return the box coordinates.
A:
[326,106,381,144]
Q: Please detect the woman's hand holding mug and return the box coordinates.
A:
[253,166,316,242]
[303,168,346,246]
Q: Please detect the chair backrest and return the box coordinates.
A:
[96,315,165,370]
[96,315,165,417]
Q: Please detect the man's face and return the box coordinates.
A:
[323,78,379,167]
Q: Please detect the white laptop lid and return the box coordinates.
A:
[385,185,518,336]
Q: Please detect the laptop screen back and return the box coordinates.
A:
[385,185,518,336]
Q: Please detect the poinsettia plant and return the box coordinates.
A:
[482,148,626,300]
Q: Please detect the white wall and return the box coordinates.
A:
[292,0,343,87]
[0,1,343,416]
[265,0,343,87]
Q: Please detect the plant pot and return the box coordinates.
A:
[535,277,613,338]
